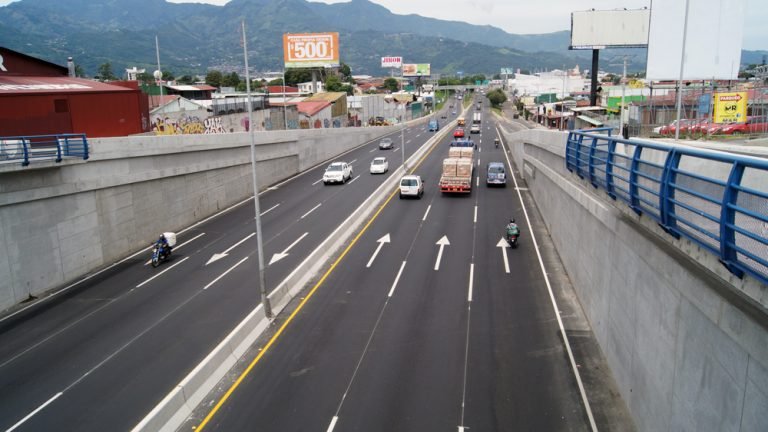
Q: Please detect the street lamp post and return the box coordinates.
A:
[241,20,272,318]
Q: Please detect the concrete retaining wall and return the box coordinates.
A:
[504,128,768,432]
[0,126,404,313]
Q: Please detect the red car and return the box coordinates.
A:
[719,116,768,135]
[453,128,465,138]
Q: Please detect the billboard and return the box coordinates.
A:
[283,33,340,69]
[570,9,650,49]
[381,56,402,68]
[713,92,748,124]
[402,63,431,77]
[646,0,744,80]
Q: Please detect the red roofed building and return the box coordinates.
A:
[296,100,332,129]
[266,85,300,95]
[0,47,150,137]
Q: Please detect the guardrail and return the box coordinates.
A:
[566,127,768,286]
[0,134,89,166]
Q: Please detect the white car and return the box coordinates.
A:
[370,157,388,174]
[399,175,424,199]
[323,162,353,184]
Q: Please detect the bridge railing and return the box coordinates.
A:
[0,134,89,166]
[566,128,768,286]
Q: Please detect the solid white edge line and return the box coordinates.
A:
[499,127,598,431]
[300,203,322,219]
[204,257,249,290]
[422,204,431,222]
[468,263,474,302]
[326,416,339,432]
[388,261,407,297]
[5,392,63,432]
[136,257,190,289]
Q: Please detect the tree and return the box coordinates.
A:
[137,71,154,85]
[162,70,175,81]
[383,77,399,93]
[97,62,117,81]
[339,62,352,82]
[267,78,284,86]
[177,75,195,85]
[221,71,241,88]
[324,75,343,92]
[74,65,86,78]
[487,88,507,108]
[205,70,223,87]
[285,69,312,86]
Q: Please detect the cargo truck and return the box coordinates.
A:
[439,146,475,193]
[472,112,481,124]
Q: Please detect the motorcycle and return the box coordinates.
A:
[494,138,500,148]
[505,225,519,248]
[151,243,171,267]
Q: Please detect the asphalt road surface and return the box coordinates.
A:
[0,110,458,432]
[190,97,593,431]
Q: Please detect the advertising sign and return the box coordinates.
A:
[402,63,431,77]
[697,93,712,115]
[570,9,650,49]
[283,33,340,69]
[713,92,747,124]
[381,56,402,68]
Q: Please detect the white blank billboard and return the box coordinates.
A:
[570,9,650,49]
[646,0,745,80]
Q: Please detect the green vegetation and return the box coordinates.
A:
[486,88,507,108]
[383,77,399,93]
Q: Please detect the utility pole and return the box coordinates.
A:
[674,0,691,141]
[621,56,627,138]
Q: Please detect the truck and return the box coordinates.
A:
[472,112,481,125]
[439,146,475,193]
[457,117,466,127]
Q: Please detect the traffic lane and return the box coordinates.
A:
[332,182,478,431]
[463,133,590,430]
[200,195,431,431]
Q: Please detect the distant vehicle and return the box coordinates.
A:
[370,157,388,174]
[441,113,448,119]
[453,128,465,138]
[719,116,768,135]
[379,137,393,149]
[451,111,457,115]
[399,175,424,199]
[440,146,474,193]
[470,124,480,134]
[428,119,440,131]
[323,161,353,184]
[450,139,476,148]
[486,162,506,186]
[472,112,482,125]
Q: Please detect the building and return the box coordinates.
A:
[297,81,324,94]
[163,84,217,100]
[303,92,348,127]
[0,47,150,137]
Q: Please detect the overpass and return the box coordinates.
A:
[0,115,766,431]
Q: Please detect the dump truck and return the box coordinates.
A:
[439,146,475,193]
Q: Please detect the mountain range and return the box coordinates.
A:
[0,0,764,78]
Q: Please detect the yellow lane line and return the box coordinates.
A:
[195,131,443,431]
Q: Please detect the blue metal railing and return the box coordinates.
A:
[0,134,89,166]
[566,128,768,286]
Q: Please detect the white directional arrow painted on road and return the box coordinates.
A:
[269,232,309,265]
[366,233,391,268]
[496,238,510,274]
[206,233,255,266]
[434,235,450,271]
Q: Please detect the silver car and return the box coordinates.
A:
[379,138,393,150]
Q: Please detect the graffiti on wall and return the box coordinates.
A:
[152,114,228,135]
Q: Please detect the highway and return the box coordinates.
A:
[0,110,455,431]
[188,97,593,431]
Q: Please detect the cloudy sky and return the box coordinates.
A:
[1,0,765,50]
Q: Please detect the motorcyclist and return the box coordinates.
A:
[494,138,500,148]
[155,234,172,258]
[506,218,520,239]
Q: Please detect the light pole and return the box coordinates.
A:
[241,20,272,318]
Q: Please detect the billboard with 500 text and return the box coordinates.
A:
[283,33,340,69]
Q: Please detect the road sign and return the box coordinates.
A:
[713,91,747,124]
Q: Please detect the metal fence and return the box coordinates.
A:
[0,134,89,166]
[566,127,768,286]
